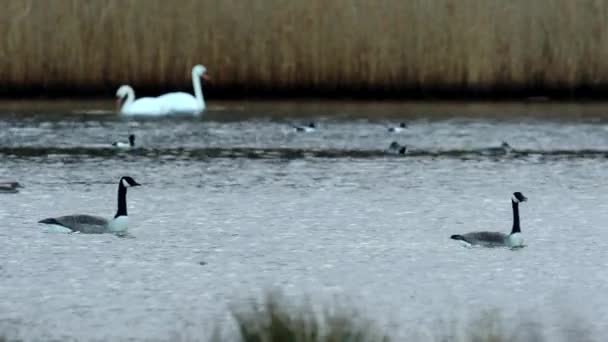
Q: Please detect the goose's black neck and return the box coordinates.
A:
[511,200,520,234]
[115,181,128,218]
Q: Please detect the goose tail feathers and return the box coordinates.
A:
[450,234,466,241]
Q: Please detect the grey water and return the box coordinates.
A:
[2,101,608,341]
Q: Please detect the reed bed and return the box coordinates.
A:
[1,0,608,97]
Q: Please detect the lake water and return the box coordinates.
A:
[1,101,608,341]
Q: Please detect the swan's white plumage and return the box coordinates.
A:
[157,92,200,113]
[116,64,208,116]
[116,85,165,116]
[156,65,208,115]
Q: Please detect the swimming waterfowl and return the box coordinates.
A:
[483,141,513,156]
[0,181,22,193]
[294,122,316,132]
[38,176,141,234]
[112,134,135,149]
[117,64,209,116]
[157,64,209,115]
[387,141,407,155]
[451,192,527,248]
[388,122,407,133]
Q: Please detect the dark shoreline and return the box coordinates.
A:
[2,83,608,101]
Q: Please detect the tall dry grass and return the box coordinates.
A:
[1,0,608,97]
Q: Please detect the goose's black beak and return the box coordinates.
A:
[133,182,141,187]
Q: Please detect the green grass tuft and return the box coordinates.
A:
[218,292,390,342]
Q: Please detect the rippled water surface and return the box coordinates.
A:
[2,101,608,341]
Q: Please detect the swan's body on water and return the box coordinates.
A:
[116,64,209,116]
[157,65,209,115]
[38,176,141,234]
[116,86,164,116]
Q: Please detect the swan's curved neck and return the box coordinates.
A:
[511,200,520,234]
[122,87,135,109]
[192,70,205,110]
[115,182,128,218]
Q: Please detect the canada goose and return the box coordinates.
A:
[294,122,316,132]
[38,176,141,234]
[0,181,22,193]
[387,141,407,155]
[450,192,527,248]
[388,122,407,133]
[112,134,135,149]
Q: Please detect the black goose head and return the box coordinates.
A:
[399,122,407,128]
[389,141,400,150]
[128,134,135,146]
[308,122,316,128]
[120,176,141,188]
[512,192,527,203]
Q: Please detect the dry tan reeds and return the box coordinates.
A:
[1,0,608,97]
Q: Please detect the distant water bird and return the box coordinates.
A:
[294,122,316,133]
[38,176,141,234]
[387,141,407,155]
[388,122,407,133]
[0,181,23,193]
[451,192,528,248]
[112,134,135,149]
[117,64,209,116]
[484,141,513,155]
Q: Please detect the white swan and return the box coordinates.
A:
[157,64,209,115]
[116,85,165,116]
[115,64,209,116]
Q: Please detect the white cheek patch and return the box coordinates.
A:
[511,195,520,203]
[121,179,129,188]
